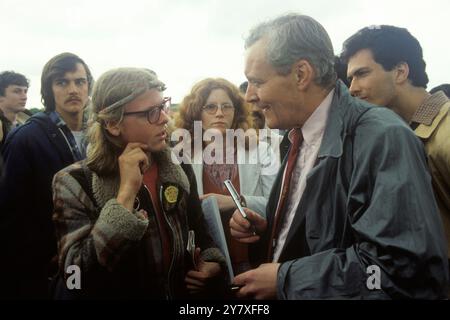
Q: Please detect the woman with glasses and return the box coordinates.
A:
[174,78,278,276]
[51,68,226,299]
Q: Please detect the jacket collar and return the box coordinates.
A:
[91,147,190,207]
[316,81,350,159]
[411,91,448,126]
[29,112,75,164]
[414,96,450,140]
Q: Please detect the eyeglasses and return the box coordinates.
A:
[123,97,171,124]
[202,103,235,115]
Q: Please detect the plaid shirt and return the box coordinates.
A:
[410,91,448,126]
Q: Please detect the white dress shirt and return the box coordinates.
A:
[273,89,334,262]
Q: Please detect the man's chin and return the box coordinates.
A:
[15,106,26,112]
[148,141,167,153]
[265,119,279,130]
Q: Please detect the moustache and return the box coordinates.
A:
[65,96,82,103]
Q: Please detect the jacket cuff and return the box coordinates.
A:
[96,198,149,242]
[201,247,227,270]
[277,260,294,300]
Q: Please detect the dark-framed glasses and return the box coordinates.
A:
[202,103,235,115]
[123,97,171,124]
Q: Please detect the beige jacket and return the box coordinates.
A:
[414,94,450,257]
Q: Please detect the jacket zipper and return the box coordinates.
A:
[159,184,178,300]
[143,184,175,300]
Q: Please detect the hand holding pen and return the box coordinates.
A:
[229,207,267,244]
[223,180,257,235]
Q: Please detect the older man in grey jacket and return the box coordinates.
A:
[229,13,448,299]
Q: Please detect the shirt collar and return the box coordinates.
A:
[288,89,334,145]
[410,91,449,126]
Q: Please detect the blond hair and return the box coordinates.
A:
[86,68,165,176]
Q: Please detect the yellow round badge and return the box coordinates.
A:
[164,186,179,204]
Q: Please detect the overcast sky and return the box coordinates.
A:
[1,0,449,108]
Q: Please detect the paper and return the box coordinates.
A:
[201,196,234,284]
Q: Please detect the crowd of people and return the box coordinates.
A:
[0,13,449,300]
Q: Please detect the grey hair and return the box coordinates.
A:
[86,67,166,176]
[245,13,336,87]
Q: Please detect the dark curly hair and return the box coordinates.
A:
[341,25,428,88]
[0,71,29,96]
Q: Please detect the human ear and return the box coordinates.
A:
[294,60,314,90]
[394,62,409,84]
[104,120,121,137]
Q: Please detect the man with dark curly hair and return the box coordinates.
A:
[342,26,450,296]
[0,71,29,148]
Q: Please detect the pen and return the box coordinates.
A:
[224,179,257,236]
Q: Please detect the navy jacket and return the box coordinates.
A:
[0,112,77,298]
[253,81,448,299]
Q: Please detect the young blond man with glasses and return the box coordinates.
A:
[51,68,226,299]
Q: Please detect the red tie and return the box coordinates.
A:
[267,128,303,261]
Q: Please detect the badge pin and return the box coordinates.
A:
[164,185,179,204]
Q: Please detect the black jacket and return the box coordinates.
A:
[0,112,76,298]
